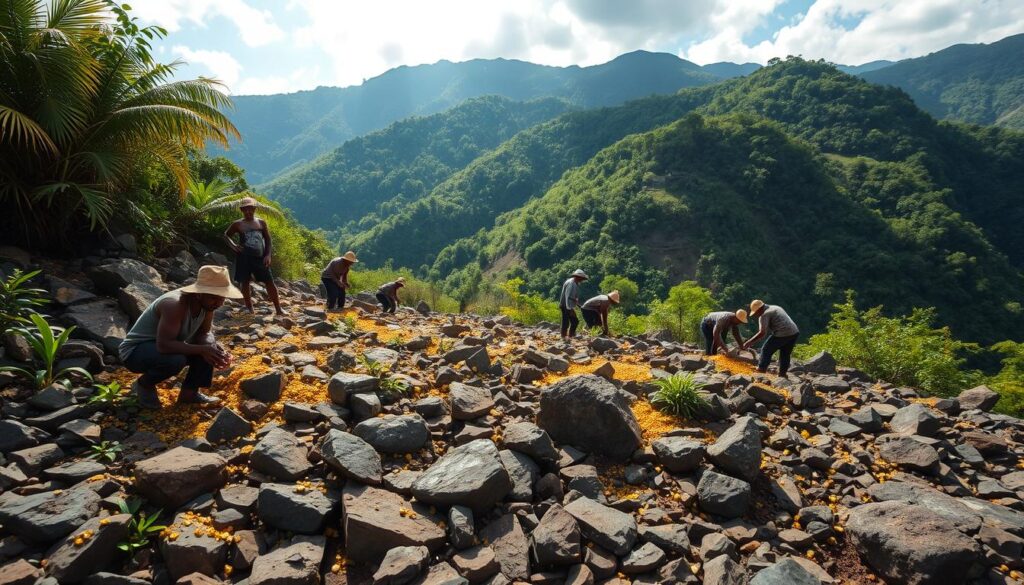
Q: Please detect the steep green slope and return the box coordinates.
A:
[346,85,731,268]
[446,114,1024,343]
[260,96,573,232]
[862,33,1024,129]
[217,51,721,182]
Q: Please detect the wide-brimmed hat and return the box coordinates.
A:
[237,196,257,209]
[396,277,406,286]
[341,251,359,263]
[571,269,589,280]
[608,290,621,304]
[180,265,243,299]
[735,309,748,324]
[750,299,765,315]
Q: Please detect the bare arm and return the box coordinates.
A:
[223,222,242,253]
[601,306,610,335]
[712,321,728,353]
[730,325,745,348]
[744,316,768,348]
[260,219,273,266]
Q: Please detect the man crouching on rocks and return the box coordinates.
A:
[119,265,240,409]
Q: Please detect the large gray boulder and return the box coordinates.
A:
[652,437,705,474]
[63,300,129,354]
[531,504,581,567]
[877,435,940,475]
[412,439,511,512]
[847,501,980,585]
[697,470,751,519]
[117,281,164,323]
[249,428,312,481]
[889,403,941,437]
[341,483,446,563]
[449,382,495,420]
[501,421,559,463]
[537,375,641,461]
[706,415,762,482]
[353,414,430,453]
[563,497,637,556]
[86,259,162,295]
[134,447,227,508]
[957,385,1000,411]
[257,483,339,534]
[0,486,100,543]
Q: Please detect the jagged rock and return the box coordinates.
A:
[538,375,642,461]
[249,427,312,480]
[0,420,40,453]
[531,504,581,567]
[564,497,637,556]
[866,481,1024,536]
[889,403,940,437]
[700,533,736,561]
[160,512,228,580]
[697,470,751,519]
[342,483,446,563]
[374,545,431,584]
[501,421,558,462]
[86,259,162,295]
[651,437,705,474]
[565,564,595,585]
[702,554,746,585]
[249,535,325,585]
[706,415,762,482]
[25,403,98,432]
[847,501,979,585]
[620,542,666,574]
[811,376,850,394]
[364,347,400,367]
[63,300,128,354]
[351,393,382,421]
[9,443,64,475]
[319,428,383,485]
[771,476,804,513]
[798,351,836,375]
[328,372,379,405]
[746,384,785,405]
[0,559,42,585]
[498,449,538,502]
[590,337,619,353]
[58,419,101,444]
[638,524,689,556]
[241,370,286,402]
[134,447,227,508]
[413,440,511,511]
[47,276,97,307]
[44,513,130,583]
[28,385,73,411]
[479,514,530,581]
[451,545,500,583]
[117,281,163,323]
[877,435,940,474]
[354,414,430,453]
[448,505,476,550]
[957,385,1000,411]
[0,486,100,543]
[204,407,252,443]
[416,300,432,315]
[848,406,883,432]
[450,383,495,420]
[282,402,322,423]
[257,483,339,534]
[749,558,821,584]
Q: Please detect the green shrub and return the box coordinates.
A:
[348,267,459,313]
[646,281,717,342]
[988,341,1024,417]
[498,278,561,325]
[0,269,48,331]
[1,314,92,389]
[798,292,979,396]
[649,373,709,417]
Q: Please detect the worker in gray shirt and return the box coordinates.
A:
[743,299,800,376]
[701,309,748,356]
[558,269,588,339]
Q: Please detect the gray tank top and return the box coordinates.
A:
[118,291,208,361]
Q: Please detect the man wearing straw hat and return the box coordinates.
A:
[376,277,405,314]
[119,266,242,409]
[580,290,620,336]
[321,251,359,311]
[224,196,284,315]
[743,299,800,377]
[558,269,588,340]
[700,309,748,356]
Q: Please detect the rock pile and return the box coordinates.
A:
[0,250,1022,584]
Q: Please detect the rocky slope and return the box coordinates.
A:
[0,248,1023,585]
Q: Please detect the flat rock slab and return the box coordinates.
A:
[354,414,430,453]
[44,513,131,583]
[412,439,511,512]
[249,536,325,585]
[249,428,313,481]
[538,375,642,461]
[160,512,228,581]
[257,483,340,534]
[319,428,382,484]
[0,486,101,543]
[847,501,979,585]
[134,447,227,509]
[564,497,637,556]
[450,382,495,420]
[342,483,445,564]
[698,470,751,519]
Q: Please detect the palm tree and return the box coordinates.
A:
[0,0,240,245]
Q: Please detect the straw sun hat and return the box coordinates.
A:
[608,290,621,304]
[571,269,589,280]
[341,251,359,263]
[237,196,257,209]
[180,265,243,299]
[750,299,765,315]
[735,309,748,323]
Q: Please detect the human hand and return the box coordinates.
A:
[263,256,272,268]
[199,345,230,368]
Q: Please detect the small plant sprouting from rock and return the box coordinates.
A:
[116,498,166,555]
[649,373,708,418]
[0,268,48,331]
[358,354,409,398]
[89,440,123,463]
[89,381,138,408]
[0,313,93,389]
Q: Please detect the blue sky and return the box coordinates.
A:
[130,0,1024,95]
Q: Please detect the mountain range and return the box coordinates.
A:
[221,33,1024,184]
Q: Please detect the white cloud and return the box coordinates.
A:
[132,0,284,47]
[683,0,1024,65]
[234,66,323,95]
[171,46,242,87]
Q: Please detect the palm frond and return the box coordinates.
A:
[0,104,57,153]
[46,0,108,33]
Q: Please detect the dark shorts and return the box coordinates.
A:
[235,254,272,283]
[581,308,602,328]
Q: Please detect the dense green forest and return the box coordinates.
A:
[261,96,574,234]
[215,51,734,182]
[862,33,1024,129]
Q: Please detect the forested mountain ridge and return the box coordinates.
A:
[259,96,574,233]
[339,58,1024,345]
[217,51,729,182]
[861,33,1024,129]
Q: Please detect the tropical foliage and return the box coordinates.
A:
[0,269,48,331]
[0,0,238,246]
[0,313,92,389]
[650,373,709,418]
